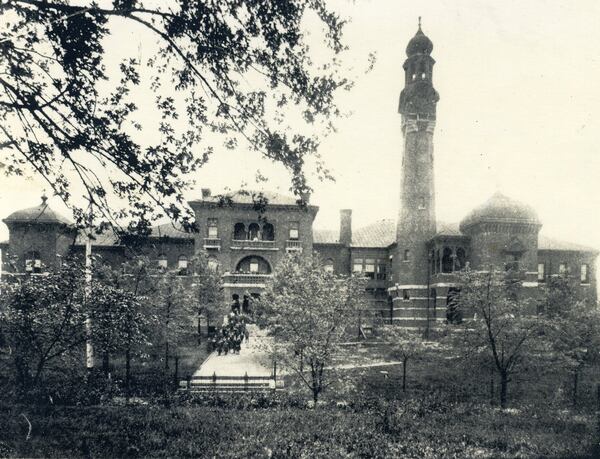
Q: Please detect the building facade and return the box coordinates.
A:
[1,24,597,328]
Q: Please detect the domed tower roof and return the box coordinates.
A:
[406,18,433,57]
[3,194,71,225]
[459,192,541,232]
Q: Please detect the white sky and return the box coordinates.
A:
[2,0,600,254]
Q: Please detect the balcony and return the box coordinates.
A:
[230,239,278,251]
[222,272,272,288]
[203,238,221,250]
[285,240,302,253]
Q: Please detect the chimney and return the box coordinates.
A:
[201,188,211,199]
[339,209,352,246]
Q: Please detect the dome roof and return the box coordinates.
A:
[3,195,71,225]
[459,192,540,232]
[406,26,433,57]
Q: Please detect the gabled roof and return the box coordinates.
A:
[538,235,598,253]
[351,219,396,248]
[73,222,194,247]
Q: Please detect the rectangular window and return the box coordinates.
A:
[353,258,363,273]
[289,222,299,240]
[365,259,375,278]
[207,218,218,238]
[250,260,259,273]
[581,264,589,283]
[376,260,387,280]
[559,263,567,275]
[158,257,168,269]
[537,263,545,282]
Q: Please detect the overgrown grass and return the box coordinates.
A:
[0,398,596,458]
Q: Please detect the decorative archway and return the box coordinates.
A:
[235,255,272,274]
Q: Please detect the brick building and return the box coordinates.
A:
[1,24,597,328]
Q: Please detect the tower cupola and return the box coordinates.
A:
[406,19,433,56]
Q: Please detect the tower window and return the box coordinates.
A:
[421,72,426,79]
[581,264,589,284]
[402,289,410,301]
[418,198,426,210]
[412,74,416,81]
[403,249,410,262]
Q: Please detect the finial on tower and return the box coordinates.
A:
[41,190,48,205]
[418,16,422,31]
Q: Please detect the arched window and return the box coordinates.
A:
[233,223,246,240]
[248,223,260,241]
[25,250,41,273]
[178,255,188,275]
[442,247,453,273]
[262,223,275,241]
[324,258,334,273]
[207,256,218,271]
[157,253,168,269]
[235,255,271,274]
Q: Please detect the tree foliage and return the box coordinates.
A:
[452,268,547,408]
[0,0,350,230]
[0,260,86,393]
[260,253,366,403]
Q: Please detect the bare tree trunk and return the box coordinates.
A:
[490,367,495,405]
[197,309,202,345]
[125,347,131,399]
[402,357,408,392]
[500,371,509,409]
[102,352,110,377]
[573,368,579,409]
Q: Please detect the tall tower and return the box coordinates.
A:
[394,20,439,304]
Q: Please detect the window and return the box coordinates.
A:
[262,223,275,241]
[559,263,567,275]
[249,258,259,273]
[248,223,260,240]
[365,259,375,278]
[353,258,363,273]
[233,223,246,240]
[324,259,334,273]
[418,198,426,210]
[403,249,410,262]
[376,260,387,280]
[421,72,426,79]
[207,256,218,271]
[537,262,545,282]
[25,251,41,273]
[581,264,589,284]
[412,74,416,81]
[178,255,188,274]
[207,218,218,238]
[158,254,168,269]
[402,289,410,301]
[289,222,299,240]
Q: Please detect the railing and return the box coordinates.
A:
[231,239,277,250]
[181,372,283,391]
[222,272,272,287]
[285,240,302,252]
[203,237,221,249]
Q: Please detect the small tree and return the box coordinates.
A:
[383,327,426,393]
[0,260,86,395]
[153,271,197,373]
[550,301,600,408]
[453,268,547,408]
[261,254,366,403]
[190,255,224,344]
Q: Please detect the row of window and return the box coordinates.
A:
[352,258,387,280]
[537,262,590,283]
[206,219,300,241]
